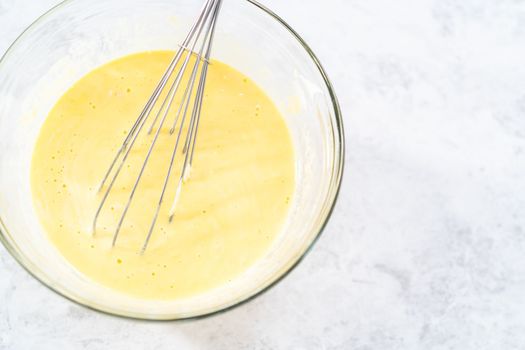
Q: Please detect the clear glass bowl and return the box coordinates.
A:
[0,0,344,320]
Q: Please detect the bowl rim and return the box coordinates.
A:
[0,0,345,321]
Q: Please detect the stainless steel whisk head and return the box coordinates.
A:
[92,0,223,253]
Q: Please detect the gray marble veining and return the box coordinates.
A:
[2,0,525,349]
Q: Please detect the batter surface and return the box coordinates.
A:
[31,51,294,300]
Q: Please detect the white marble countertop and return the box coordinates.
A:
[2,0,525,349]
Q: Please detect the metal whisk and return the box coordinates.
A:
[92,0,223,253]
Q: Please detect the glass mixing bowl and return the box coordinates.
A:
[0,0,344,320]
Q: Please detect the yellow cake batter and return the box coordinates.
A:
[31,51,294,300]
